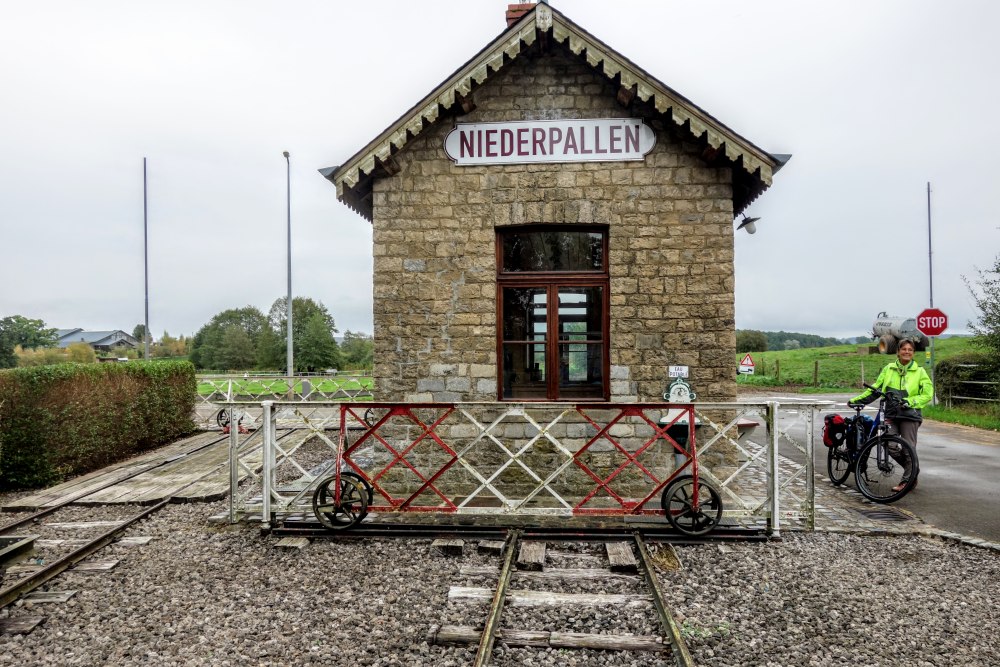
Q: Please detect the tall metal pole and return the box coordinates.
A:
[927,182,934,308]
[143,158,150,360]
[284,151,293,378]
[927,182,936,402]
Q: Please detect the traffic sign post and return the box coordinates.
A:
[738,353,755,375]
[916,307,947,406]
[916,308,948,337]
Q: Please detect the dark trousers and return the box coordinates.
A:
[887,419,920,481]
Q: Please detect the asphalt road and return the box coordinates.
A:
[746,390,1000,542]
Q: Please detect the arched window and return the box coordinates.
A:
[497,226,609,400]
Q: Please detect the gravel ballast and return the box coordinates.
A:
[2,499,998,666]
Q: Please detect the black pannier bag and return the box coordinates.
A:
[823,414,847,447]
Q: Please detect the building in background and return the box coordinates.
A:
[55,328,138,352]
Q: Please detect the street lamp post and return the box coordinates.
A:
[283,151,293,379]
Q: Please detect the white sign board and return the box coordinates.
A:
[444,119,656,166]
[668,365,689,378]
[738,353,755,375]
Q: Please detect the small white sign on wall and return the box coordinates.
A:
[668,365,689,378]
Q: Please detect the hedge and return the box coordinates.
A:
[0,361,196,489]
[933,352,1000,404]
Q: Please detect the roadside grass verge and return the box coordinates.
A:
[923,403,1000,431]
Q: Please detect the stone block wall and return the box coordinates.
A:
[371,44,736,406]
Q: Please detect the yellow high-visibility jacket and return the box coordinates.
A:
[851,359,933,420]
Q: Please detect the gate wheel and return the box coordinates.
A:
[661,475,724,536]
[312,473,370,531]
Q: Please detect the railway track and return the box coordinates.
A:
[424,530,695,666]
[0,427,299,611]
[274,517,769,544]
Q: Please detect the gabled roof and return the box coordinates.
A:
[322,3,787,221]
[56,329,138,348]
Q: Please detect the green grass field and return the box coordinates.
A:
[197,376,374,397]
[737,337,999,430]
[736,337,974,390]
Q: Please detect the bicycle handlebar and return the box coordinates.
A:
[862,382,882,396]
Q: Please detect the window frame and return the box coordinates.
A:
[496,225,610,402]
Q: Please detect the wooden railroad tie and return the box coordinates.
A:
[0,617,46,635]
[432,539,464,556]
[605,542,638,573]
[428,625,666,652]
[516,541,546,571]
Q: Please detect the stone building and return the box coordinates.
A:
[322,2,787,406]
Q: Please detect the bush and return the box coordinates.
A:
[934,352,1000,405]
[0,360,196,489]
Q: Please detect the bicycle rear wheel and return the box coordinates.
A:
[827,441,852,486]
[854,434,917,503]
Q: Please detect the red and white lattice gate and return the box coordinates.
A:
[228,400,820,537]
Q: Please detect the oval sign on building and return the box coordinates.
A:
[445,118,656,165]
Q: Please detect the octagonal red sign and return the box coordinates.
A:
[916,308,948,336]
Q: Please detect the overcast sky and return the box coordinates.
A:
[1,0,996,341]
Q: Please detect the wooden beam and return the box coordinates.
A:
[617,85,636,108]
[448,587,653,608]
[605,542,638,573]
[517,541,546,571]
[377,155,401,177]
[429,625,666,652]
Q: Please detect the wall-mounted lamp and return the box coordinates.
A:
[737,214,759,235]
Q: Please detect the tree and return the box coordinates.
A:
[783,339,801,350]
[190,306,268,370]
[965,254,1000,362]
[132,324,148,343]
[340,330,374,370]
[736,330,768,353]
[216,326,256,370]
[152,331,189,358]
[296,313,342,372]
[255,325,283,370]
[0,315,58,368]
[265,297,340,373]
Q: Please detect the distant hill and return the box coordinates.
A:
[738,330,844,351]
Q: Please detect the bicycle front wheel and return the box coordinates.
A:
[827,440,852,486]
[854,434,917,503]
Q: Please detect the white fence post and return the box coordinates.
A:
[228,405,240,524]
[768,401,780,538]
[261,401,274,529]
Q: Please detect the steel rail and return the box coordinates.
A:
[0,498,169,609]
[272,519,767,543]
[0,428,297,610]
[1,426,302,535]
[634,531,695,667]
[473,529,520,667]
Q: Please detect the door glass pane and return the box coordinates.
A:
[502,343,547,399]
[558,287,603,341]
[558,343,604,398]
[502,287,547,341]
[502,230,604,272]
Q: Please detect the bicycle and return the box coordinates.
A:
[825,383,919,503]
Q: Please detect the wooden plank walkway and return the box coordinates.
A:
[3,428,321,510]
[4,431,222,511]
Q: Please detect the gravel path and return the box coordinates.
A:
[2,498,998,666]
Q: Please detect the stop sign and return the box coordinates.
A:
[916,308,948,336]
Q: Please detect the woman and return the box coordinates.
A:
[849,339,933,490]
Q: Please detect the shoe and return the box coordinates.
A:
[892,479,909,493]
